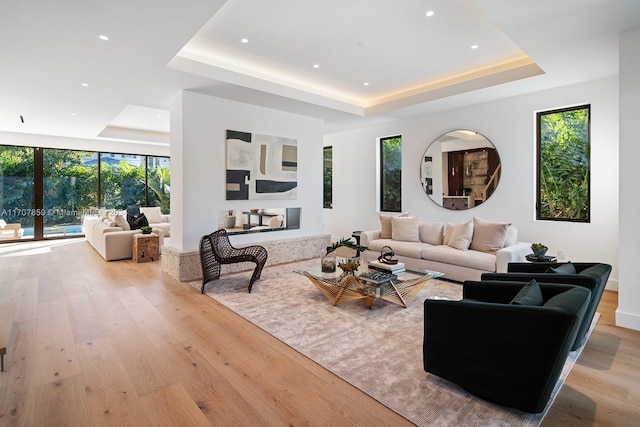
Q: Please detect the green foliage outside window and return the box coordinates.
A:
[0,146,34,227]
[148,159,171,214]
[100,156,146,210]
[537,105,590,221]
[323,147,332,208]
[380,136,402,212]
[0,145,170,237]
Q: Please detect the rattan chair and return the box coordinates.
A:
[199,229,268,293]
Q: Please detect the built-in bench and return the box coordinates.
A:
[0,301,16,371]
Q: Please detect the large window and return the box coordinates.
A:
[100,153,146,210]
[323,146,332,209]
[43,149,98,231]
[0,146,35,231]
[536,105,590,222]
[147,156,171,213]
[379,136,402,212]
[0,145,170,241]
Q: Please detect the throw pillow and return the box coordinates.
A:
[113,214,130,231]
[447,220,474,250]
[510,279,544,306]
[127,212,149,229]
[140,206,163,224]
[419,222,444,245]
[546,262,576,274]
[391,216,420,242]
[379,212,409,239]
[470,217,510,253]
[443,222,456,246]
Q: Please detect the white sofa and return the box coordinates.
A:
[360,216,531,282]
[83,211,165,261]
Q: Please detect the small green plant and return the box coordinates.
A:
[325,237,368,256]
[531,243,548,250]
[140,225,152,234]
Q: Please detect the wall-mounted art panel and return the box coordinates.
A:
[226,130,298,200]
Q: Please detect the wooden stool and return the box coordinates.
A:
[133,233,160,263]
[0,301,16,371]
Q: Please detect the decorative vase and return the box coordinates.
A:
[321,253,336,273]
[224,216,236,228]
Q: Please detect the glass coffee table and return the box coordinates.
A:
[298,262,443,308]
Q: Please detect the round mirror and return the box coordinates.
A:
[421,130,501,210]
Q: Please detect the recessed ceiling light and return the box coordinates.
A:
[313,64,320,69]
[71,113,77,116]
[363,82,369,86]
[356,41,369,48]
[241,38,249,44]
[426,10,435,17]
[81,83,89,87]
[98,35,109,41]
[471,44,479,50]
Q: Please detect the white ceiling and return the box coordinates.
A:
[1,0,639,145]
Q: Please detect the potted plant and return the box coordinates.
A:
[140,225,153,235]
[322,237,368,273]
[531,243,548,259]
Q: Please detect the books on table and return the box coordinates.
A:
[367,260,406,273]
[359,270,398,284]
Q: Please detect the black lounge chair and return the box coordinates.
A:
[199,229,268,293]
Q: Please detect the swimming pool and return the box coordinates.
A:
[22,225,84,237]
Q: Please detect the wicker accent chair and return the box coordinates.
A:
[199,229,268,294]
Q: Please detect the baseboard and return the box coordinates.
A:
[615,309,640,331]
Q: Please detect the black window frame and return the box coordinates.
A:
[379,135,402,213]
[536,104,591,222]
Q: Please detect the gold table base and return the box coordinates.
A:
[303,271,434,308]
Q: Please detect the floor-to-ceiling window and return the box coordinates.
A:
[0,145,169,242]
[0,146,35,238]
[43,149,98,236]
[100,153,146,211]
[147,156,171,213]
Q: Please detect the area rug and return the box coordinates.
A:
[192,259,597,426]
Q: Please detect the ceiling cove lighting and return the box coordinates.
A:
[98,35,109,41]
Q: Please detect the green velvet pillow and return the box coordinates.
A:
[510,279,544,306]
[546,262,576,275]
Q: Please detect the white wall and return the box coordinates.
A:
[169,90,324,251]
[617,28,640,330]
[324,76,619,289]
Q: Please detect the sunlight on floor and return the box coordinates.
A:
[0,239,84,257]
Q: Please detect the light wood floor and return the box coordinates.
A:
[0,240,638,426]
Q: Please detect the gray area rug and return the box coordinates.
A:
[193,259,596,426]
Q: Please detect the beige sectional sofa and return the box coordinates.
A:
[83,208,167,261]
[360,216,531,282]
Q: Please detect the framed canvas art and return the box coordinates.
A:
[226,130,298,200]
